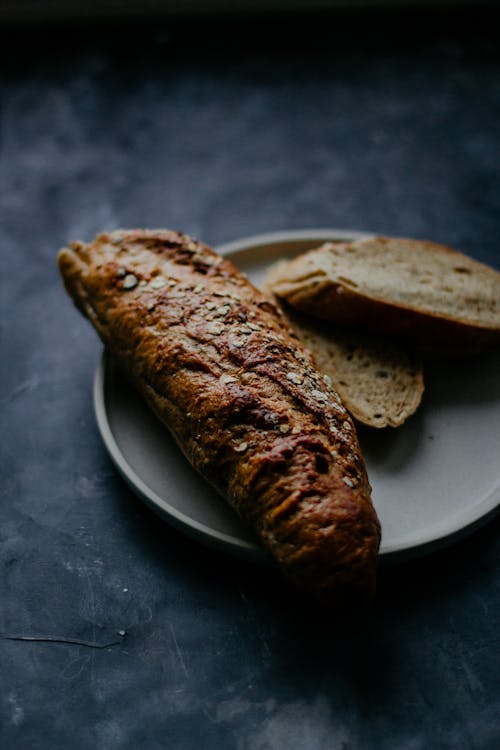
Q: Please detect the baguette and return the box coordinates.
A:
[266,237,500,354]
[58,229,381,606]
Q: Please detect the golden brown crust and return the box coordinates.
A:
[58,229,381,606]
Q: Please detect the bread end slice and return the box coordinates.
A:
[266,237,500,354]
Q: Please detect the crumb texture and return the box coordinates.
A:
[276,303,424,428]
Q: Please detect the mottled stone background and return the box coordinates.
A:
[1,9,499,750]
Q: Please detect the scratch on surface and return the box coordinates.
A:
[170,623,189,679]
[1,374,41,405]
[60,654,92,681]
[1,634,121,649]
[81,563,97,683]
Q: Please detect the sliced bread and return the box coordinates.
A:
[262,264,424,428]
[266,237,500,353]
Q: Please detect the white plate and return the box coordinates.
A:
[93,229,500,563]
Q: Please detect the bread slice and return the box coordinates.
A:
[266,237,500,353]
[263,264,423,428]
[277,305,423,429]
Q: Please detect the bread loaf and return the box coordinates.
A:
[266,237,500,354]
[58,229,381,606]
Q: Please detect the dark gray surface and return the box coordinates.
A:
[1,11,499,750]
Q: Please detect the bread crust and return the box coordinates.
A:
[269,237,500,354]
[58,230,381,606]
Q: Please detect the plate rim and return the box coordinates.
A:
[214,227,375,255]
[93,228,500,563]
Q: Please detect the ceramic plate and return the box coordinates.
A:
[93,229,500,563]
